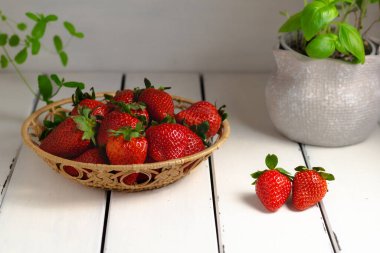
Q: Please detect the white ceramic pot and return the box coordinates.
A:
[266,34,380,147]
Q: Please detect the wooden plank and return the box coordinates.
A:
[0,74,37,203]
[203,73,333,253]
[305,126,380,252]
[0,72,122,253]
[104,73,219,253]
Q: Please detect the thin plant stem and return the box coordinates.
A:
[1,46,37,96]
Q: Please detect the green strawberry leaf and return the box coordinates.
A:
[218,105,228,121]
[250,170,265,185]
[313,167,325,172]
[276,167,292,175]
[144,78,152,88]
[265,154,278,169]
[319,172,335,181]
[295,166,307,172]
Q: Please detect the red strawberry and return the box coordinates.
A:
[292,166,334,211]
[146,123,204,162]
[63,148,107,178]
[137,78,174,122]
[251,154,292,212]
[40,108,97,159]
[106,124,147,185]
[113,89,135,104]
[97,111,140,147]
[71,88,109,118]
[106,124,147,165]
[176,101,227,138]
[111,101,150,126]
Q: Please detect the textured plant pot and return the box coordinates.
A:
[266,34,380,147]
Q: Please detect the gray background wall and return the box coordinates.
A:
[2,0,379,72]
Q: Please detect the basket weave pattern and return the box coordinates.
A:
[22,93,230,192]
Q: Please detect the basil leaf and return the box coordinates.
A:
[17,23,27,31]
[53,35,63,52]
[32,21,47,39]
[306,34,337,59]
[38,75,53,102]
[15,47,28,64]
[9,34,20,47]
[301,1,339,40]
[279,11,302,33]
[338,23,365,64]
[63,81,85,89]
[0,33,8,46]
[59,51,68,66]
[1,55,8,68]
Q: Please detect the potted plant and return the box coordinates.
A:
[266,0,380,147]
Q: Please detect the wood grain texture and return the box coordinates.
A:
[203,73,334,253]
[0,73,121,253]
[104,73,219,253]
[305,126,380,253]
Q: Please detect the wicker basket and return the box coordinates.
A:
[21,92,230,192]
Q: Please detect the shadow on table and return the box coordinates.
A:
[240,192,271,214]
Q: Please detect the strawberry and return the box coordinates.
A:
[40,107,97,159]
[106,123,147,165]
[251,154,292,212]
[71,88,108,118]
[96,110,140,147]
[146,123,204,162]
[113,89,135,104]
[110,101,150,126]
[292,166,334,211]
[106,124,147,185]
[63,148,107,178]
[176,101,227,138]
[137,78,174,122]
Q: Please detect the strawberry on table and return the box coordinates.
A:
[137,78,174,122]
[113,89,135,104]
[176,101,227,138]
[292,166,334,211]
[40,107,97,159]
[146,122,205,162]
[251,154,292,212]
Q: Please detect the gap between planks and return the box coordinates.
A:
[100,73,125,253]
[0,93,40,208]
[200,73,223,253]
[299,143,341,253]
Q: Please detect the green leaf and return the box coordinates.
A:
[279,11,303,33]
[50,74,62,86]
[295,166,307,172]
[1,15,7,21]
[38,75,53,102]
[301,1,339,40]
[17,23,27,31]
[63,21,80,36]
[62,81,85,89]
[338,23,365,64]
[1,55,8,68]
[15,47,28,64]
[251,170,265,179]
[25,12,39,21]
[59,51,68,66]
[0,33,8,46]
[53,35,63,52]
[32,21,47,39]
[313,167,326,172]
[44,15,58,22]
[276,167,292,175]
[73,32,84,39]
[335,39,348,54]
[31,39,41,55]
[319,172,335,181]
[306,33,337,59]
[265,154,278,169]
[9,34,20,47]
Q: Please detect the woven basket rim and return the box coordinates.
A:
[21,92,230,172]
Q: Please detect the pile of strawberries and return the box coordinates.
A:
[39,78,227,184]
[251,154,334,211]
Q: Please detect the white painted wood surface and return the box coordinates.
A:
[104,73,219,253]
[0,74,36,203]
[305,126,380,253]
[203,74,333,253]
[0,73,122,253]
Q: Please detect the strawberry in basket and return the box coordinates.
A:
[71,88,109,118]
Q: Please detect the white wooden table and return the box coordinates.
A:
[0,72,379,253]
